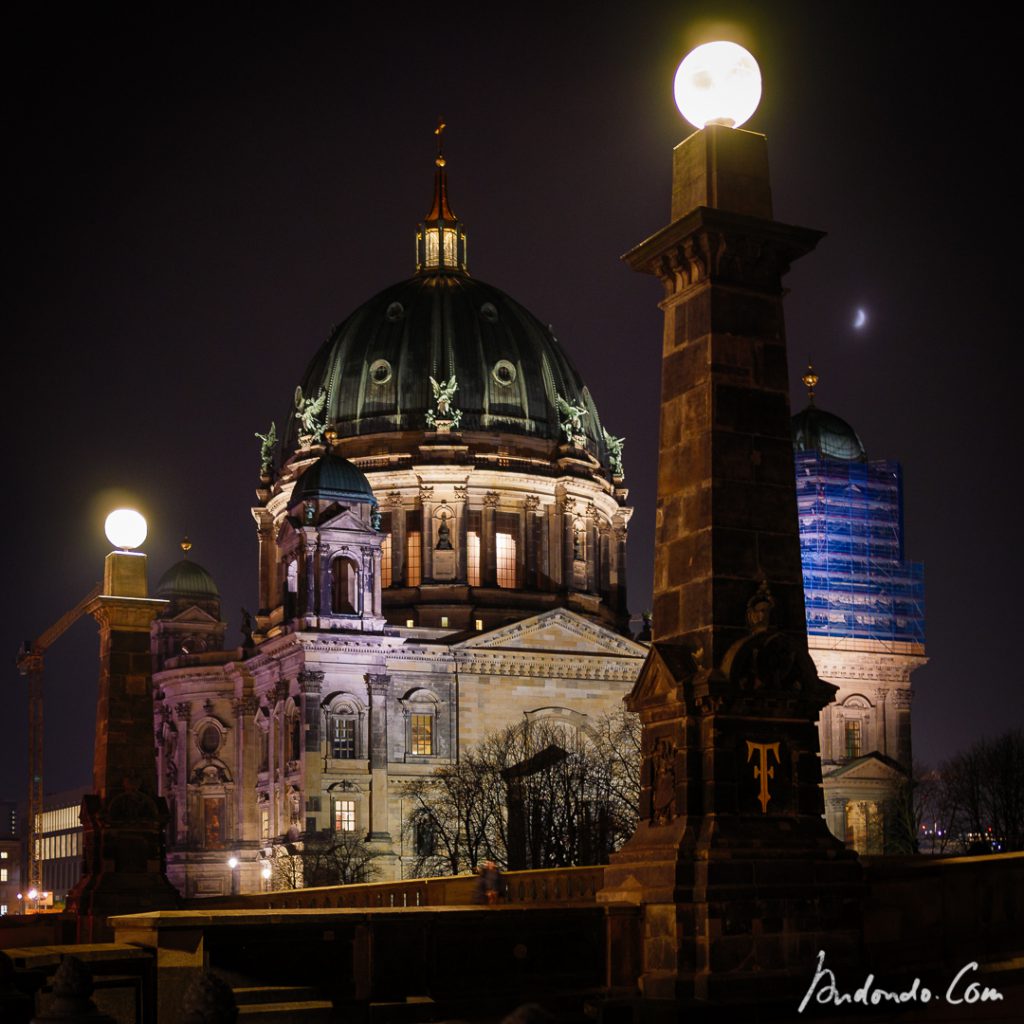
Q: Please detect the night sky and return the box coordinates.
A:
[4,3,1020,805]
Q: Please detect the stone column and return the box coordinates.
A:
[482,492,499,587]
[524,495,540,589]
[420,486,434,582]
[387,494,406,586]
[454,485,468,581]
[232,696,259,844]
[598,123,862,1007]
[585,504,599,594]
[252,508,277,613]
[299,671,324,832]
[319,543,333,616]
[365,673,392,840]
[68,551,179,941]
[274,681,289,832]
[875,688,889,757]
[561,497,577,591]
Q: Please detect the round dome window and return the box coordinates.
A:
[492,360,517,386]
[385,302,405,322]
[198,724,221,756]
[369,359,392,385]
[480,303,498,323]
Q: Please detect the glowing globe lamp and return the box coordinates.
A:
[674,41,762,130]
[104,508,148,550]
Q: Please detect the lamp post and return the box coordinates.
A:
[227,856,240,896]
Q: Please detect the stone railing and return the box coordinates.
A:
[187,863,606,911]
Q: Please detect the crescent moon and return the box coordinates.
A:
[853,308,867,329]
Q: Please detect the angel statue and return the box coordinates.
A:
[426,374,462,429]
[555,393,588,444]
[254,422,278,476]
[294,386,327,443]
[602,428,626,478]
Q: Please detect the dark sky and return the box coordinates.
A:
[4,2,1021,803]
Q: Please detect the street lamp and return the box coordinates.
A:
[227,856,239,896]
[673,41,762,129]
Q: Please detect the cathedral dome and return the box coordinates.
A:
[283,274,609,463]
[290,451,375,506]
[792,404,866,462]
[156,558,220,601]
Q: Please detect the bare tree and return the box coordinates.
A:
[402,709,641,876]
[268,831,384,889]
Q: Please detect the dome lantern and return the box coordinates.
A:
[416,119,468,275]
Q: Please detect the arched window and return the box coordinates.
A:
[331,557,358,614]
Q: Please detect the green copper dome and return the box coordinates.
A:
[792,404,866,462]
[291,452,375,505]
[283,274,609,462]
[156,559,220,600]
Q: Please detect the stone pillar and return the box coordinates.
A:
[365,673,392,841]
[274,681,289,832]
[454,485,468,581]
[68,551,180,941]
[598,124,862,1008]
[232,695,259,844]
[252,508,277,613]
[482,492,499,587]
[299,670,324,833]
[876,688,889,757]
[387,494,406,586]
[319,543,332,616]
[561,497,577,591]
[585,506,599,594]
[420,486,434,582]
[524,495,540,589]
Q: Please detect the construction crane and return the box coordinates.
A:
[16,583,101,899]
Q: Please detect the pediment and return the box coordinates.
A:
[164,605,221,626]
[455,608,647,658]
[824,752,906,782]
[318,506,373,534]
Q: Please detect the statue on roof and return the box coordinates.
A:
[255,422,278,476]
[556,394,588,446]
[602,428,625,479]
[426,374,462,430]
[295,386,327,443]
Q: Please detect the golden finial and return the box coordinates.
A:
[801,360,819,405]
[324,427,337,445]
[434,117,446,167]
[180,536,192,555]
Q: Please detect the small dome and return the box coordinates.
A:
[291,452,375,506]
[156,559,220,600]
[792,405,866,462]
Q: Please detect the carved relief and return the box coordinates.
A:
[650,737,677,825]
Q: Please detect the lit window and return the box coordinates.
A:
[475,618,483,631]
[424,229,440,268]
[411,714,433,756]
[406,619,415,628]
[0,868,7,882]
[334,799,356,832]
[467,531,480,586]
[1,851,7,859]
[406,531,422,586]
[442,228,457,264]
[0,905,6,916]
[496,532,517,588]
[844,720,863,759]
[440,616,449,628]
[331,717,357,759]
[381,534,393,588]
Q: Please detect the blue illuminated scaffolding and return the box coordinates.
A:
[795,450,925,645]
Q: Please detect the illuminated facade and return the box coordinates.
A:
[792,382,927,853]
[151,148,645,897]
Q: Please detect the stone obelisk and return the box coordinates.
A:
[599,122,863,1004]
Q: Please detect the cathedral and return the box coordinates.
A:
[151,144,648,896]
[150,146,925,897]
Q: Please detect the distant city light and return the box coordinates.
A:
[853,307,868,329]
[674,41,762,130]
[104,508,148,550]
[28,888,38,900]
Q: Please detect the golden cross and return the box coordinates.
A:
[746,740,780,814]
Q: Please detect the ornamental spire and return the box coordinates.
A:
[801,359,819,405]
[416,118,468,274]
